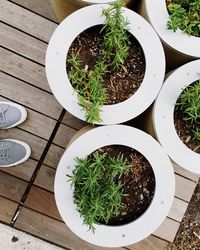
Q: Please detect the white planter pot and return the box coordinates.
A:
[153,59,200,174]
[51,0,135,22]
[141,0,200,70]
[46,4,165,125]
[54,125,175,247]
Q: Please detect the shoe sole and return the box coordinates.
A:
[0,139,31,168]
[0,102,27,129]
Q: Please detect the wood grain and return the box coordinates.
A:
[1,158,37,182]
[0,196,18,224]
[0,47,51,92]
[44,144,64,169]
[34,165,55,193]
[0,0,57,42]
[0,172,27,202]
[168,198,187,222]
[11,0,58,23]
[15,207,125,250]
[0,72,62,120]
[173,161,199,182]
[0,22,47,65]
[62,111,86,130]
[25,186,61,221]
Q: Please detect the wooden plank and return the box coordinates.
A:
[0,0,57,43]
[34,165,55,193]
[0,47,51,92]
[15,207,125,250]
[62,111,87,130]
[53,124,77,148]
[44,144,64,169]
[11,0,58,23]
[24,186,61,221]
[0,22,46,65]
[153,217,179,243]
[0,127,47,161]
[127,235,169,250]
[175,174,196,202]
[173,161,199,182]
[0,196,18,224]
[1,158,37,182]
[0,172,27,202]
[0,96,56,140]
[0,72,62,120]
[168,197,187,222]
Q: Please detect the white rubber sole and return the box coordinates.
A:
[0,101,27,129]
[0,139,31,168]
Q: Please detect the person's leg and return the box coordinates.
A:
[0,102,31,167]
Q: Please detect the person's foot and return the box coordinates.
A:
[0,139,31,167]
[0,102,27,129]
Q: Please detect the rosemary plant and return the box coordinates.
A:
[68,151,132,232]
[175,80,200,142]
[167,0,200,37]
[67,0,129,123]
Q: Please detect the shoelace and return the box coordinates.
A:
[0,107,6,124]
[0,145,9,161]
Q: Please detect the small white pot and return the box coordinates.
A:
[54,125,175,247]
[142,0,200,68]
[46,4,165,125]
[153,59,200,174]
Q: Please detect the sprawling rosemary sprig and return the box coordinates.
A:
[68,152,131,232]
[67,0,129,123]
[167,0,200,37]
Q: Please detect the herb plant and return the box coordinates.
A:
[68,151,131,232]
[166,0,200,37]
[67,0,129,123]
[175,80,200,142]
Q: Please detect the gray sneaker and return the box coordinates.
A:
[0,102,27,129]
[0,139,31,167]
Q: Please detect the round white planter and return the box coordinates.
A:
[46,4,165,125]
[143,0,200,59]
[153,59,200,174]
[54,125,175,247]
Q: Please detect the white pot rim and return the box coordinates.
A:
[54,125,175,247]
[76,0,114,3]
[144,0,200,58]
[46,4,165,125]
[153,59,200,174]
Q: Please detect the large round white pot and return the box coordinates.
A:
[139,0,200,70]
[51,0,135,22]
[54,125,175,247]
[46,4,165,125]
[153,59,200,174]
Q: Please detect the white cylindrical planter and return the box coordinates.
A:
[153,59,200,174]
[54,125,175,247]
[51,0,135,22]
[139,0,200,71]
[46,4,165,125]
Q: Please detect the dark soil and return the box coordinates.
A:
[66,25,145,104]
[174,110,200,154]
[96,145,155,225]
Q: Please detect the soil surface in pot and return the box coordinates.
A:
[66,25,145,104]
[174,111,200,154]
[96,145,155,225]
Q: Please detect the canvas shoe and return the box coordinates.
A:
[0,139,31,167]
[0,102,27,129]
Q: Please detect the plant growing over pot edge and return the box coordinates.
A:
[46,1,165,125]
[54,125,175,247]
[152,59,200,174]
[166,0,200,37]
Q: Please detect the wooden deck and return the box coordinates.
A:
[0,1,199,249]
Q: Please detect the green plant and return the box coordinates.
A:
[68,151,132,232]
[167,0,200,37]
[67,0,129,123]
[175,80,200,142]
